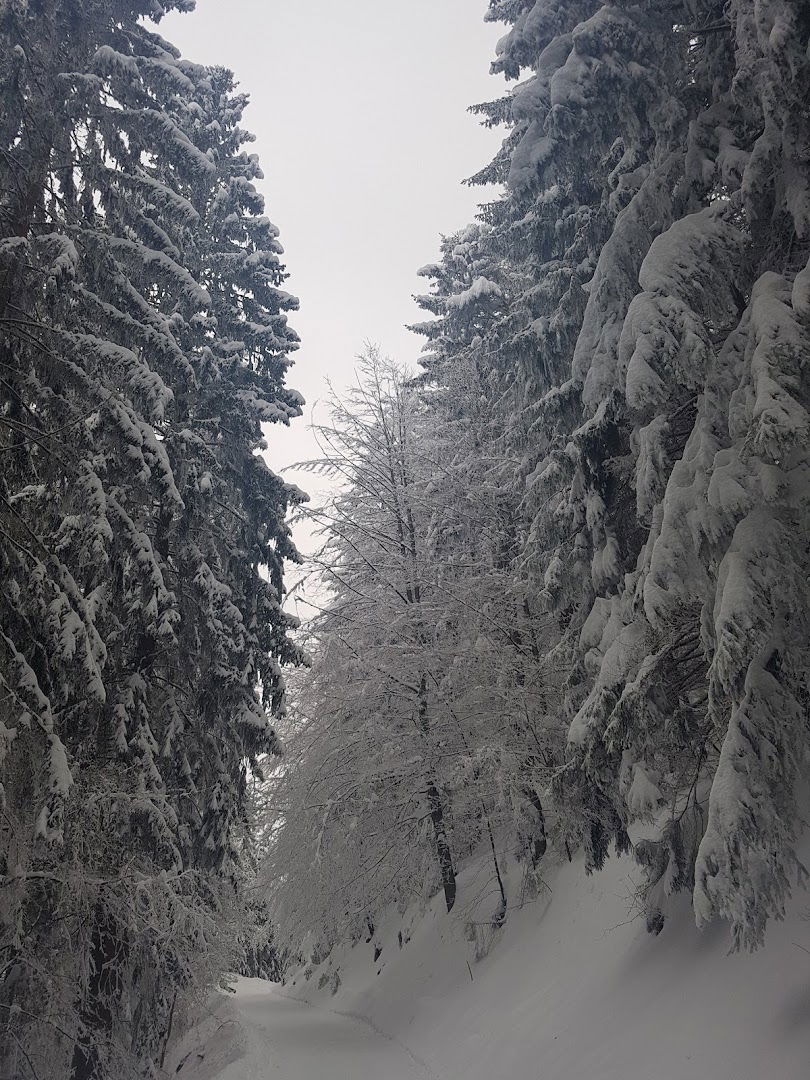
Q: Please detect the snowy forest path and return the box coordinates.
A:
[214,977,441,1080]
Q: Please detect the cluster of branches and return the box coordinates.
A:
[266,348,561,957]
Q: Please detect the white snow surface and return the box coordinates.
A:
[180,842,810,1080]
[170,981,433,1080]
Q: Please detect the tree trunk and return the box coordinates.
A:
[416,672,456,913]
[427,780,456,913]
[70,915,121,1080]
[523,787,547,866]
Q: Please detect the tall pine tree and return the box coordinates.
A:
[0,3,303,1076]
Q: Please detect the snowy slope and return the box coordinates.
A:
[285,844,810,1080]
[174,841,810,1080]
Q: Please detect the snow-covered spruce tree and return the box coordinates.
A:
[541,0,810,947]
[418,0,697,869]
[0,5,303,1077]
[417,0,809,946]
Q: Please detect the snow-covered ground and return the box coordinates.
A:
[178,842,810,1080]
[170,980,435,1080]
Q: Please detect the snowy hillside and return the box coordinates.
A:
[187,843,810,1080]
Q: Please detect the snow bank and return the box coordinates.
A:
[164,992,246,1080]
[287,843,810,1080]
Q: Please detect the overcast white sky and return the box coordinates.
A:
[155,0,505,429]
[153,1,505,568]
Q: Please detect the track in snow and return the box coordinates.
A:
[215,978,437,1080]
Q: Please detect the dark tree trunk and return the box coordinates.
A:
[416,672,456,913]
[70,915,122,1080]
[427,780,456,913]
[523,787,547,866]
